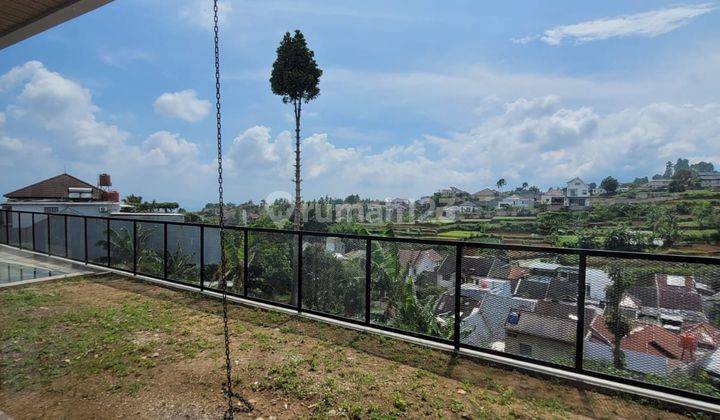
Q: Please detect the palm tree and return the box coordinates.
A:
[97,225,161,273]
[496,178,506,193]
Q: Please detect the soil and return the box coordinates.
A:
[0,275,704,419]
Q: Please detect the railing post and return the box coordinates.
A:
[575,252,588,371]
[454,244,462,351]
[31,213,36,251]
[106,218,110,266]
[17,212,22,250]
[200,226,205,291]
[163,223,168,280]
[64,215,68,258]
[364,238,371,325]
[243,229,249,297]
[46,213,51,255]
[84,217,88,264]
[297,232,303,312]
[133,220,138,275]
[4,210,9,245]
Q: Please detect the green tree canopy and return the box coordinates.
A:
[600,176,619,194]
[270,30,322,104]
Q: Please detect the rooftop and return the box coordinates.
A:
[4,173,104,201]
[0,274,689,419]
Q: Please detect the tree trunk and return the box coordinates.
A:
[612,337,625,370]
[293,99,302,231]
[291,100,302,307]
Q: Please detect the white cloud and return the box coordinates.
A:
[517,3,715,45]
[221,97,720,199]
[178,0,232,30]
[99,48,152,68]
[1,60,129,147]
[153,89,211,123]
[3,61,720,206]
[0,61,211,204]
[139,131,200,165]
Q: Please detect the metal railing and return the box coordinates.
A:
[2,209,720,407]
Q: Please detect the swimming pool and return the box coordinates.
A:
[0,261,65,284]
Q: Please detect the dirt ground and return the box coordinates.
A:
[0,275,709,419]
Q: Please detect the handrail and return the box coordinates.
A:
[4,209,719,263]
[2,208,719,408]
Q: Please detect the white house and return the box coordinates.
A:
[497,195,534,209]
[698,172,720,188]
[2,173,120,217]
[458,201,478,214]
[441,205,461,220]
[564,177,590,208]
[540,188,565,207]
[648,178,672,191]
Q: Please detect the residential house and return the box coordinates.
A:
[591,186,607,196]
[698,171,720,189]
[459,201,478,215]
[472,188,498,200]
[648,178,672,191]
[418,196,433,206]
[399,249,443,278]
[325,237,346,254]
[620,274,707,327]
[435,289,535,350]
[505,301,597,362]
[434,254,511,290]
[438,187,468,204]
[513,277,551,300]
[586,315,688,376]
[540,188,565,208]
[517,260,612,302]
[497,195,534,209]
[681,323,720,353]
[441,205,461,220]
[564,177,590,208]
[3,173,120,217]
[471,188,499,209]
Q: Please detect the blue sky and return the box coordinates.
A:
[1,0,719,209]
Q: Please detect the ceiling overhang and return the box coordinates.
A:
[0,0,112,50]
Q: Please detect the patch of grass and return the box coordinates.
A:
[1,288,59,311]
[1,298,178,392]
[448,398,464,413]
[264,359,310,397]
[392,391,408,412]
[438,230,481,239]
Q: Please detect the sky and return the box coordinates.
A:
[1,0,719,209]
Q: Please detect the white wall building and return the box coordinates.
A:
[564,177,590,208]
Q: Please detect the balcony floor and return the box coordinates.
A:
[0,274,695,419]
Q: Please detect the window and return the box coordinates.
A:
[519,343,532,357]
[44,207,59,213]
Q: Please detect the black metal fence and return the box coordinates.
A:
[2,209,720,406]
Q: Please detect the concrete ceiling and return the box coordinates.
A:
[0,0,112,50]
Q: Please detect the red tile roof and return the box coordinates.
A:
[590,315,683,359]
[655,274,696,290]
[4,174,103,200]
[681,323,720,349]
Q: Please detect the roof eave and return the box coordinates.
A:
[0,0,113,51]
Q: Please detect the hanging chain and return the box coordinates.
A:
[214,1,253,418]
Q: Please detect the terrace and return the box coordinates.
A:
[2,210,720,418]
[2,2,720,418]
[0,274,699,418]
